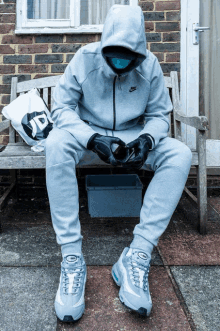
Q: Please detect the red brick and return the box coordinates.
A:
[52,44,81,53]
[144,12,165,21]
[0,85,11,94]
[156,22,180,32]
[35,54,62,64]
[151,42,180,52]
[4,55,32,64]
[0,45,14,54]
[0,4,16,13]
[66,34,98,43]
[35,35,63,43]
[0,24,14,33]
[154,52,164,62]
[139,2,154,11]
[163,32,180,42]
[0,65,15,74]
[18,44,48,54]
[166,11,180,21]
[166,52,180,62]
[18,65,48,73]
[0,13,15,23]
[155,1,180,11]
[2,74,31,84]
[1,95,10,104]
[145,21,154,32]
[2,35,33,44]
[161,62,180,72]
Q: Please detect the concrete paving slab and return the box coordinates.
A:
[0,267,59,331]
[171,266,220,331]
[0,225,162,266]
[158,192,220,265]
[57,266,191,331]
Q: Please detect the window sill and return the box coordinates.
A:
[15,25,103,34]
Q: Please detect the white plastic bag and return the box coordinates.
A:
[2,88,54,152]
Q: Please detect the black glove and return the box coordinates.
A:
[87,133,127,166]
[122,134,154,170]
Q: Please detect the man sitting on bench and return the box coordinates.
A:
[45,4,192,323]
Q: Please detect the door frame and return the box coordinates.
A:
[180,0,200,151]
[180,0,220,168]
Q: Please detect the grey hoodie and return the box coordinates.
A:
[51,4,173,149]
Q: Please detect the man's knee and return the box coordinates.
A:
[152,137,192,172]
[168,139,192,173]
[176,140,192,163]
[45,127,80,166]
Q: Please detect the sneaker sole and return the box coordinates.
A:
[57,308,84,323]
[57,306,85,322]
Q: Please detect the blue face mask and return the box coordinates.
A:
[109,58,132,69]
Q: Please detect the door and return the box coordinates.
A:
[181,0,220,168]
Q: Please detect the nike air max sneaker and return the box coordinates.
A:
[55,253,87,322]
[112,247,152,316]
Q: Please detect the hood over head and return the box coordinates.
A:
[101,4,147,76]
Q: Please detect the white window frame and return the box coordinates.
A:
[15,0,138,34]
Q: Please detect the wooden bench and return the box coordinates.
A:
[0,71,209,233]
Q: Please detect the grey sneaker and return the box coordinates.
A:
[55,254,87,322]
[112,247,152,316]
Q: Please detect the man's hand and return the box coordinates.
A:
[87,133,127,166]
[122,134,153,170]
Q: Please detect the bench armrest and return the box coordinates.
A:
[0,119,10,133]
[174,104,209,131]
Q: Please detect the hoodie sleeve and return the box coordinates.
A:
[138,57,173,149]
[51,48,97,149]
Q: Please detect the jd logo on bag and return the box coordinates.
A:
[22,111,53,141]
[2,88,54,152]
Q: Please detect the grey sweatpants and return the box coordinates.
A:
[45,123,192,257]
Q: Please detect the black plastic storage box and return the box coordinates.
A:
[86,174,143,217]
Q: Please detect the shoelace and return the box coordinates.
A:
[128,258,151,291]
[62,267,84,295]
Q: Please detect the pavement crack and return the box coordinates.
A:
[157,246,197,331]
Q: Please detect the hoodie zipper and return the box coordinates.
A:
[113,74,122,130]
[113,76,117,130]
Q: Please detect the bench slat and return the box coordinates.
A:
[17,75,61,93]
[17,74,172,92]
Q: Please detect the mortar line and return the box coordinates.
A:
[157,246,197,331]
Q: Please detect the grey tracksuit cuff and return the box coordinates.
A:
[61,240,82,257]
[130,234,154,257]
[139,133,155,150]
[87,133,101,150]
[146,134,155,150]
